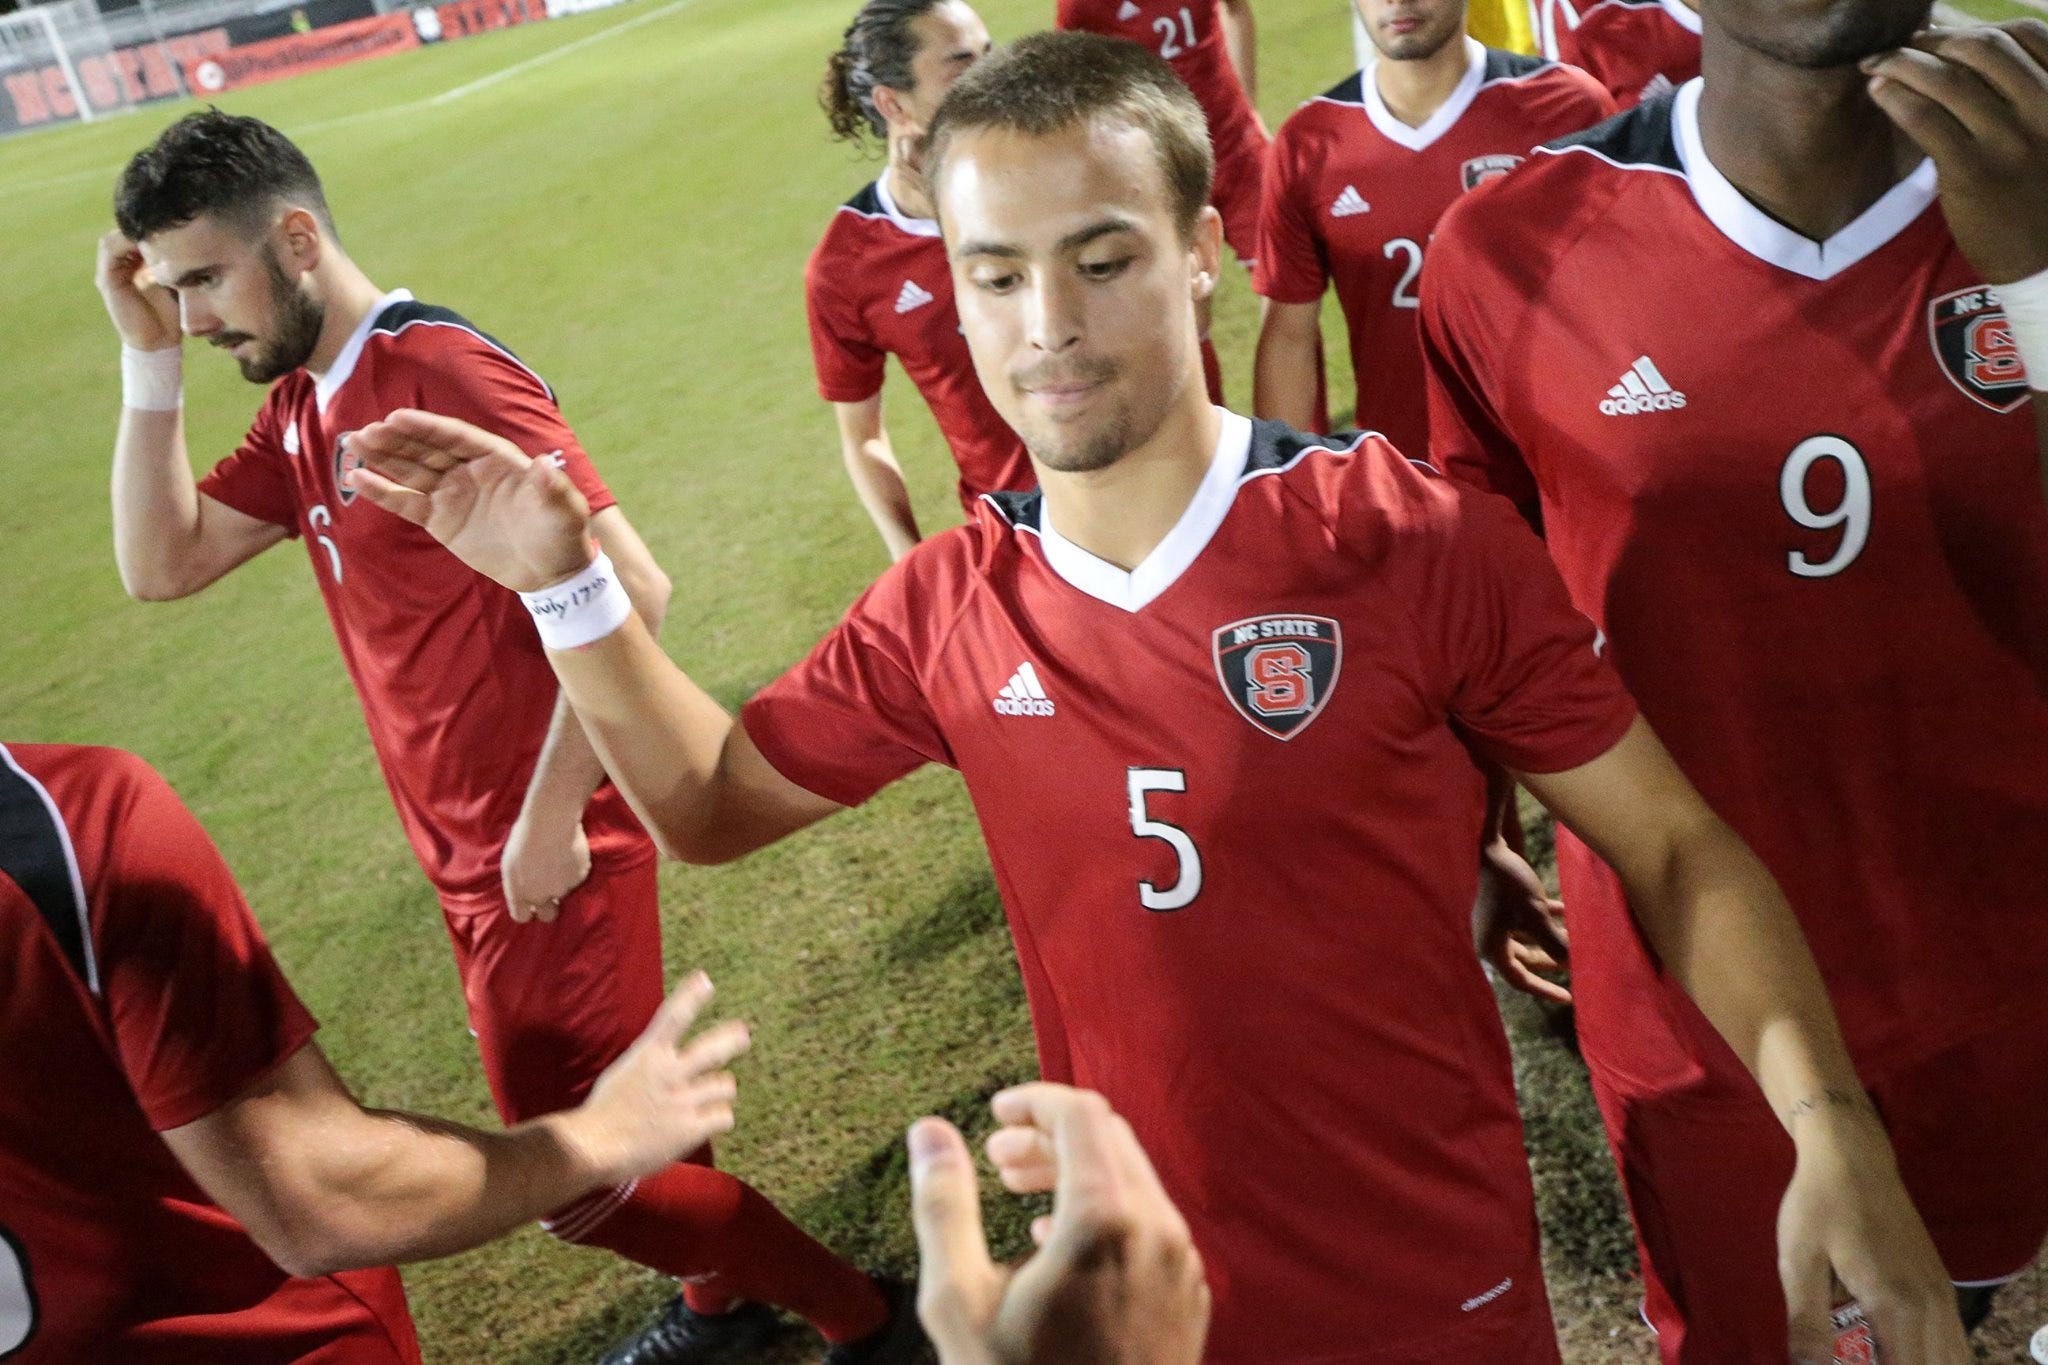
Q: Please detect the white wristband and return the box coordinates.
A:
[520,550,633,650]
[1999,264,2048,394]
[121,344,182,412]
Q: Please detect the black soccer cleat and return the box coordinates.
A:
[597,1295,782,1365]
[820,1277,929,1365]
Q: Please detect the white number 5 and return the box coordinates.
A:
[1127,768,1201,912]
[1779,436,1871,578]
[1,1227,36,1355]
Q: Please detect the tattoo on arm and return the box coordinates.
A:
[1780,1087,1876,1125]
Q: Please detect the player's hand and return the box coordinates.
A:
[1863,21,2048,283]
[554,972,749,1187]
[96,229,180,352]
[1473,837,1571,1004]
[1775,1102,1970,1365]
[501,814,590,924]
[344,409,593,592]
[907,1083,1209,1365]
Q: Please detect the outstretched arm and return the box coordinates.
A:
[345,410,842,863]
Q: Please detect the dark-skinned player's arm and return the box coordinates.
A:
[1520,721,1969,1365]
[1864,20,2048,492]
[341,410,845,865]
[97,229,289,601]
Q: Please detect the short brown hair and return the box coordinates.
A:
[925,30,1213,239]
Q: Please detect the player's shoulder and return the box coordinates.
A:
[1,742,156,815]
[1576,0,1676,30]
[357,294,554,396]
[1477,44,1608,105]
[1275,70,1365,149]
[811,182,904,275]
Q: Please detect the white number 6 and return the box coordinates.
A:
[1127,768,1201,912]
[1779,436,1870,578]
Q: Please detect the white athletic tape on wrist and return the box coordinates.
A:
[2000,264,2048,394]
[520,550,633,650]
[121,345,182,411]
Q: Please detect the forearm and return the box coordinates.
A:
[842,433,922,561]
[1219,0,1256,104]
[1627,818,1866,1125]
[1253,310,1323,430]
[111,405,206,599]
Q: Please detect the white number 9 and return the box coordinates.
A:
[1779,436,1870,579]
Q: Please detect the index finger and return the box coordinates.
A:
[363,408,531,467]
[640,971,713,1050]
[1914,25,2048,124]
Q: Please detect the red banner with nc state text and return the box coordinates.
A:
[181,11,418,96]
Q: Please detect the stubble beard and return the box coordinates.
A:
[226,250,326,384]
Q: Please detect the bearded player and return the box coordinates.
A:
[97,112,921,1364]
[812,0,1031,562]
[1253,0,1610,455]
[1539,0,1701,107]
[347,33,1967,1363]
[1423,6,2048,1361]
[0,741,750,1363]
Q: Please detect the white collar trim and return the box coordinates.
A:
[1671,79,1934,282]
[1039,409,1253,614]
[1659,0,1701,34]
[314,287,412,413]
[1362,37,1487,152]
[875,170,942,238]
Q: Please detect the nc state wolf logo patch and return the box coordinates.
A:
[1461,153,1522,191]
[1928,286,2031,413]
[334,431,363,505]
[1213,615,1342,740]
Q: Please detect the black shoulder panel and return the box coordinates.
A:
[1482,48,1550,83]
[1541,91,1681,171]
[0,749,90,986]
[983,489,1044,531]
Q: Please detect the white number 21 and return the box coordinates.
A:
[1127,768,1201,912]
[1152,6,1197,57]
[1779,436,1870,578]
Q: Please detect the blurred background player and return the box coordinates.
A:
[1254,0,1610,451]
[97,112,919,1365]
[812,0,1030,562]
[0,741,748,1363]
[1054,0,1263,405]
[1538,0,1701,107]
[345,33,1965,1364]
[1423,6,2048,1361]
[1357,0,1537,68]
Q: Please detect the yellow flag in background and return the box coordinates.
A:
[1465,0,1537,53]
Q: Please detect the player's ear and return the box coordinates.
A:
[872,83,910,131]
[1188,205,1224,304]
[277,207,323,276]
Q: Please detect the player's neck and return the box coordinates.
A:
[1372,34,1470,128]
[1696,44,1924,244]
[303,263,391,378]
[884,160,937,223]
[1037,385,1222,573]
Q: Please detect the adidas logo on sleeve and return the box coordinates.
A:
[1599,355,1687,415]
[992,662,1056,717]
[895,279,936,314]
[1329,185,1371,218]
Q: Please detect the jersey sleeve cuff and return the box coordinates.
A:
[736,701,882,811]
[141,1011,319,1132]
[1491,697,1640,777]
[195,478,301,538]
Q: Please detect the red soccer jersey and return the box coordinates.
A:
[0,742,421,1362]
[1421,82,2048,1090]
[805,181,1033,512]
[1541,0,1700,108]
[1054,0,1270,261]
[198,291,653,910]
[1256,43,1611,459]
[741,413,1638,1361]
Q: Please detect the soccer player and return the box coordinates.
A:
[1421,7,2048,1362]
[1538,0,1701,107]
[1056,0,1258,407]
[813,0,1030,561]
[97,112,920,1364]
[345,32,1967,1364]
[1253,0,1611,455]
[0,741,749,1363]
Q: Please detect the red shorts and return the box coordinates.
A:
[441,853,664,1124]
[1588,1026,2048,1364]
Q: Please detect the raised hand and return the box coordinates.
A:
[908,1083,1209,1365]
[556,972,750,1187]
[344,409,594,592]
[96,229,180,352]
[1864,21,2048,284]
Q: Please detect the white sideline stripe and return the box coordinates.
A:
[430,0,700,104]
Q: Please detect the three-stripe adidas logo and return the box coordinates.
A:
[1599,355,1687,415]
[895,279,935,314]
[992,662,1055,717]
[1329,185,1371,218]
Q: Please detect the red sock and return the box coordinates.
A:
[1200,334,1225,406]
[547,1161,887,1344]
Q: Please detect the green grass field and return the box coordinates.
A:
[1,1,2041,1360]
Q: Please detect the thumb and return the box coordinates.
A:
[1779,1244,1835,1364]
[907,1117,998,1332]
